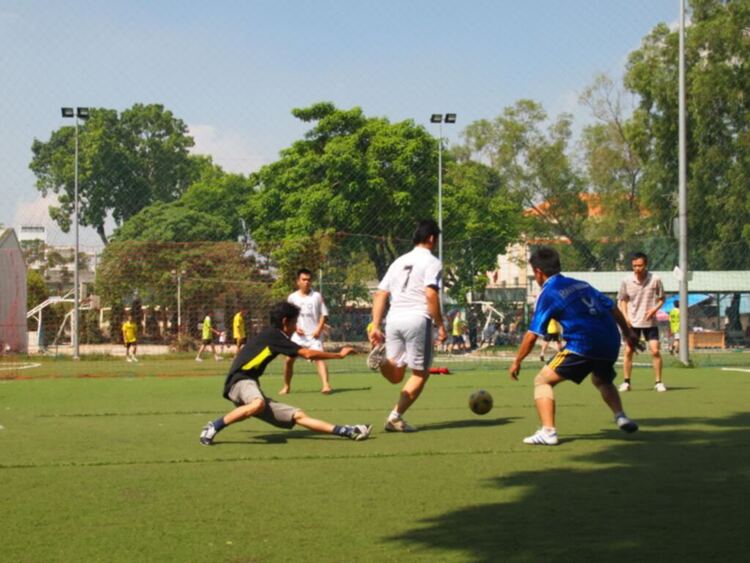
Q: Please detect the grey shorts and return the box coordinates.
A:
[227,379,300,429]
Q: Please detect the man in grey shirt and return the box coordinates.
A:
[617,252,667,392]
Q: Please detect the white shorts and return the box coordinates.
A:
[385,315,434,371]
[291,333,324,351]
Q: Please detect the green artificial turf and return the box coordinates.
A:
[1,358,748,562]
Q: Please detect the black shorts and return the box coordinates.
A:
[452,335,465,345]
[202,338,213,345]
[543,333,560,342]
[632,326,659,342]
[547,350,616,384]
[125,341,136,350]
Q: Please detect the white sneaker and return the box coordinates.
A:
[616,415,639,434]
[618,381,631,392]
[126,356,132,363]
[215,355,222,361]
[367,344,386,370]
[655,382,667,392]
[132,356,138,363]
[523,428,558,446]
[384,418,417,433]
[199,422,217,446]
[349,424,372,441]
[195,357,203,362]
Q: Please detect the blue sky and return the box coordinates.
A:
[0,0,677,248]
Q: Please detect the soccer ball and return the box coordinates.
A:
[469,390,493,415]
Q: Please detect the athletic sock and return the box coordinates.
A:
[212,418,227,432]
[614,411,626,421]
[387,410,401,422]
[333,425,353,438]
[542,426,556,434]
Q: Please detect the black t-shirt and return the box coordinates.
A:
[222,327,301,398]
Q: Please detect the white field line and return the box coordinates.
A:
[0,362,42,371]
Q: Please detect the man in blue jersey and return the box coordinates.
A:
[509,247,641,445]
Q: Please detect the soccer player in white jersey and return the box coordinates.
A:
[280,268,333,395]
[368,219,447,432]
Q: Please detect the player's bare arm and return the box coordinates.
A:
[299,347,356,361]
[369,290,389,345]
[509,331,539,380]
[425,287,446,343]
[618,299,630,325]
[612,306,642,351]
[312,315,328,339]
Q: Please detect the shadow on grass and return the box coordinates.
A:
[387,412,750,562]
[419,416,520,432]
[269,386,372,396]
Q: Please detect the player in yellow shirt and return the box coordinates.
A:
[196,312,222,362]
[122,314,139,363]
[539,318,562,363]
[669,300,680,355]
[233,309,248,357]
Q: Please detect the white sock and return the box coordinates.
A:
[388,410,401,422]
[542,426,556,434]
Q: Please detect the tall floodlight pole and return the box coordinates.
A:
[678,0,689,366]
[430,113,457,308]
[61,107,89,360]
[172,270,186,332]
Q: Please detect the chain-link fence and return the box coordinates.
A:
[3,1,750,377]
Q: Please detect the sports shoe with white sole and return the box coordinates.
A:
[618,381,631,392]
[349,424,372,441]
[654,382,667,392]
[384,418,417,433]
[199,421,217,446]
[616,415,639,434]
[367,344,386,370]
[522,428,559,445]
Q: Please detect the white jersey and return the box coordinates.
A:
[288,290,328,336]
[378,246,442,321]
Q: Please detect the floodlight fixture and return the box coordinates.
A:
[430,114,443,123]
[61,107,74,118]
[76,107,90,119]
[445,113,457,123]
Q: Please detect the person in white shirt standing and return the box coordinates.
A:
[618,252,667,392]
[368,219,447,432]
[280,268,333,395]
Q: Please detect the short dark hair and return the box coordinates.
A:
[673,299,679,307]
[631,252,648,264]
[269,301,300,329]
[413,219,441,245]
[296,268,313,279]
[529,247,561,276]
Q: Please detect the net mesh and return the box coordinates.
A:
[3,1,750,374]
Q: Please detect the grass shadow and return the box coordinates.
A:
[387,412,750,562]
[419,416,520,432]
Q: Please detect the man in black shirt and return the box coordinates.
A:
[199,301,371,445]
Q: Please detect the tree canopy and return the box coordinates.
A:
[30,103,200,244]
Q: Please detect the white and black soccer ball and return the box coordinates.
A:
[469,389,493,415]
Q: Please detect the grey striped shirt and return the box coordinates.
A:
[617,272,664,328]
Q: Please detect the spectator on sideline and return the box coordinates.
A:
[618,252,667,392]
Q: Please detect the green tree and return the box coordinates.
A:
[30,104,199,244]
[461,100,603,269]
[442,159,523,302]
[112,202,233,242]
[26,269,49,330]
[242,102,438,281]
[624,0,750,269]
[578,74,677,269]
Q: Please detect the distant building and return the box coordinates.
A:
[0,229,28,353]
[18,224,47,244]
